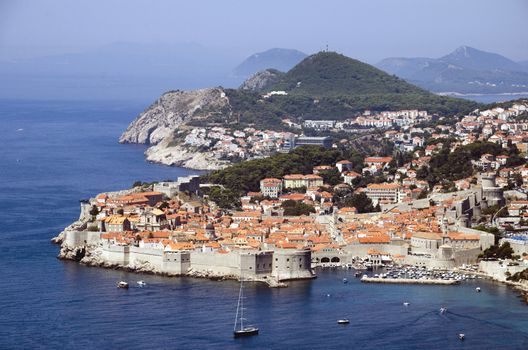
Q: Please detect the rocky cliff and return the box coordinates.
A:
[119,87,233,170]
[144,139,229,170]
[120,87,230,145]
[239,69,284,92]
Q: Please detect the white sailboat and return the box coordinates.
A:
[233,278,259,338]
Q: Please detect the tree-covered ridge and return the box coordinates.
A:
[220,52,480,129]
[269,52,426,97]
[203,146,357,195]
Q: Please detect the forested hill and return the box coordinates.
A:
[203,146,362,194]
[269,51,426,97]
[224,52,480,127]
[123,51,483,148]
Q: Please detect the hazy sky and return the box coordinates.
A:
[1,0,527,63]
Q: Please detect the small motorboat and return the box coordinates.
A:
[459,333,465,341]
[475,287,481,292]
[439,307,447,314]
[354,272,361,278]
[234,326,259,338]
[403,302,410,307]
[117,281,129,289]
[343,278,348,284]
[337,319,350,325]
[137,280,147,287]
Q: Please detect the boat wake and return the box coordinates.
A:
[445,310,528,338]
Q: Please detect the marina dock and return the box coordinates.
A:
[361,277,460,285]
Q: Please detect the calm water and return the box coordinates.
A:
[1,100,528,349]
[451,93,528,104]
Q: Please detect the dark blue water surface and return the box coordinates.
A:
[1,100,528,350]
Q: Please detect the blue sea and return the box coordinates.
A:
[1,100,528,349]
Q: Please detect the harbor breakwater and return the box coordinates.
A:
[361,277,460,285]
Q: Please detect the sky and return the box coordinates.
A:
[1,0,527,63]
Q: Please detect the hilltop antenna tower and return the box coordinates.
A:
[325,43,329,52]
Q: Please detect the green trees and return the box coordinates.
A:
[507,268,528,282]
[204,186,241,210]
[281,200,315,216]
[342,193,376,214]
[219,52,480,129]
[203,146,344,194]
[319,168,342,186]
[482,205,507,217]
[89,205,99,217]
[479,242,514,260]
[416,141,515,187]
[474,225,501,244]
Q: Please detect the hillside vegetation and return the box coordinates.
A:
[417,141,524,186]
[270,52,426,97]
[224,52,479,129]
[203,145,361,194]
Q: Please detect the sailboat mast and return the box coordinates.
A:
[234,281,242,331]
[240,278,244,330]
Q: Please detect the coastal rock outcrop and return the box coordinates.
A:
[119,87,233,170]
[144,140,229,170]
[119,87,230,145]
[51,219,87,244]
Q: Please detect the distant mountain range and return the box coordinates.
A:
[376,46,528,94]
[2,43,526,101]
[232,48,307,78]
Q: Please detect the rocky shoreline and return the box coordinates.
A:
[53,241,287,287]
[144,140,228,170]
[458,268,528,305]
[118,87,232,171]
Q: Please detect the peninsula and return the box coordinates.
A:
[56,99,528,295]
[56,51,528,295]
[119,51,478,170]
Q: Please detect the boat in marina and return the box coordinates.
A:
[233,278,259,338]
[117,281,129,289]
[137,280,146,287]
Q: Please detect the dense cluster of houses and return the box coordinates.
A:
[299,110,431,132]
[182,127,296,160]
[73,101,528,272]
[84,174,492,270]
